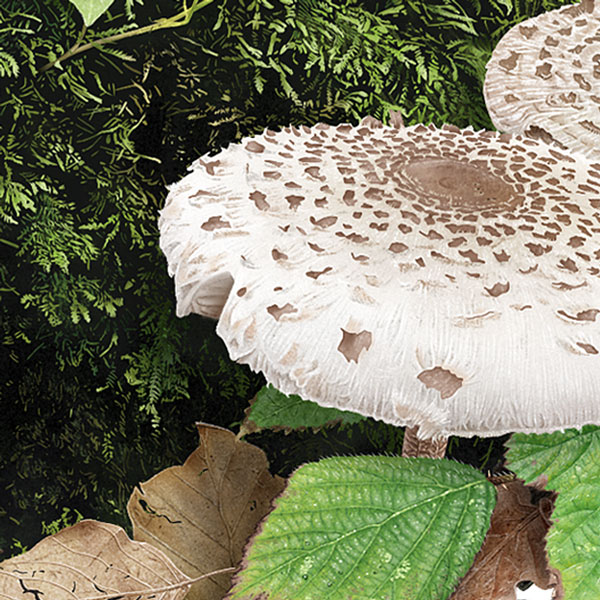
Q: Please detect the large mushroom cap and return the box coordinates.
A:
[159,119,600,439]
[484,0,600,161]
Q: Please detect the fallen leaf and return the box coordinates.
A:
[0,519,190,600]
[127,422,286,600]
[450,474,563,600]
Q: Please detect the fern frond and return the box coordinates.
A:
[96,45,136,62]
[0,50,19,77]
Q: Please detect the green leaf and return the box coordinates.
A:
[244,384,365,433]
[228,456,496,600]
[507,426,600,600]
[68,0,115,26]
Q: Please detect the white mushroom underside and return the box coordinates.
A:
[484,0,600,161]
[159,121,600,439]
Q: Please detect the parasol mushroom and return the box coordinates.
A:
[159,116,600,458]
[484,0,600,161]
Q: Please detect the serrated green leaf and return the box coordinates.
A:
[68,0,115,26]
[228,456,495,600]
[246,384,365,433]
[507,426,600,600]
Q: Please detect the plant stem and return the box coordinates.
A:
[402,426,449,459]
[39,0,215,74]
[39,23,87,73]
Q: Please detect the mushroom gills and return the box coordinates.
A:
[187,272,234,319]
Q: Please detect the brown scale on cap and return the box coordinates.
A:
[267,303,298,321]
[271,248,287,261]
[250,191,269,211]
[338,329,373,363]
[306,267,333,280]
[485,282,510,297]
[485,0,600,161]
[417,366,464,400]
[577,341,598,354]
[201,216,230,231]
[159,116,600,441]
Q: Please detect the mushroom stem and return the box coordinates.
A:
[401,426,448,459]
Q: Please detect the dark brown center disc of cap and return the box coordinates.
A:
[403,158,521,212]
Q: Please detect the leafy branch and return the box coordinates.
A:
[39,0,214,73]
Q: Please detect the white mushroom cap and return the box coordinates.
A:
[484,0,600,161]
[159,119,600,439]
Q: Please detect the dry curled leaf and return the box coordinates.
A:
[450,474,563,600]
[0,520,190,600]
[127,422,285,600]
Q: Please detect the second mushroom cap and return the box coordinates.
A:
[484,0,600,161]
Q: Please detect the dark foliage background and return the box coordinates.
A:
[0,0,572,556]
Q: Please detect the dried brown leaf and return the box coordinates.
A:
[0,520,190,600]
[127,422,285,600]
[450,474,563,600]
